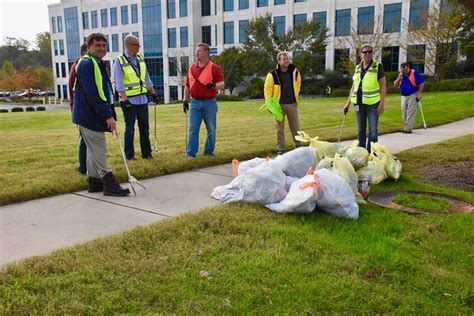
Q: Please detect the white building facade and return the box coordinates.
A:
[49,0,441,103]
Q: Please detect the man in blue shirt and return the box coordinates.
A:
[72,33,130,196]
[113,35,157,160]
[394,62,425,133]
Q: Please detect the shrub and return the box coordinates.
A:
[36,106,46,111]
[11,107,24,112]
[217,95,243,101]
[26,106,35,112]
[321,70,350,89]
[423,78,474,92]
[0,109,8,113]
[245,77,265,99]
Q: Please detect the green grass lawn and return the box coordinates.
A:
[1,134,473,313]
[392,193,452,212]
[0,91,473,206]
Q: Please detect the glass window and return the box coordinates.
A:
[409,0,429,30]
[313,11,326,36]
[335,9,351,36]
[239,20,248,43]
[179,0,187,17]
[274,0,285,4]
[168,28,177,48]
[59,39,65,55]
[239,0,249,9]
[142,0,163,57]
[57,16,63,32]
[57,85,61,98]
[274,16,285,36]
[293,13,307,27]
[358,6,374,34]
[63,85,68,100]
[224,0,233,11]
[169,85,178,101]
[52,17,56,33]
[132,31,139,38]
[101,9,108,27]
[55,63,60,77]
[257,0,268,7]
[224,21,234,44]
[105,35,109,52]
[112,34,119,52]
[180,26,188,47]
[334,48,350,73]
[169,57,178,76]
[122,32,128,51]
[180,56,189,75]
[382,46,400,72]
[144,57,164,96]
[64,7,81,63]
[82,12,89,29]
[61,62,66,78]
[202,25,211,45]
[91,10,98,28]
[383,3,402,33]
[407,44,426,73]
[295,0,306,2]
[110,7,117,26]
[167,0,176,18]
[131,4,138,23]
[202,0,211,16]
[53,40,58,56]
[121,6,129,25]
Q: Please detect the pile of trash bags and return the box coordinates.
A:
[211,132,402,220]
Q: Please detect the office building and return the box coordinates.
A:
[49,0,442,102]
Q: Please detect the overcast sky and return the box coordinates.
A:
[0,0,58,48]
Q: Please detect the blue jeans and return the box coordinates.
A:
[187,98,217,157]
[121,103,151,159]
[78,133,87,173]
[355,103,379,153]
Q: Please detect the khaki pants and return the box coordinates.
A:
[79,126,112,179]
[275,103,301,152]
[401,93,418,132]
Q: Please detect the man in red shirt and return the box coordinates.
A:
[68,43,88,174]
[183,43,224,157]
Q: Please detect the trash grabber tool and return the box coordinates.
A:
[338,107,348,143]
[114,129,146,196]
[418,99,427,129]
[184,110,188,157]
[153,100,159,152]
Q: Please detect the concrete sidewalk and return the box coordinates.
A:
[1,118,473,265]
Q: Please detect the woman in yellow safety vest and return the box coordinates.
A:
[343,44,386,153]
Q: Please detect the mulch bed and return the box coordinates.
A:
[419,160,474,192]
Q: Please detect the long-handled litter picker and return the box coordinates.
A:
[115,129,146,196]
[184,109,188,157]
[153,96,159,152]
[338,107,349,143]
[417,99,427,129]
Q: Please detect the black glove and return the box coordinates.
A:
[120,99,131,108]
[183,101,189,114]
[151,94,159,104]
[206,81,216,89]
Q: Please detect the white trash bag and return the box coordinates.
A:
[232,157,268,176]
[266,172,321,214]
[315,169,359,219]
[273,147,317,178]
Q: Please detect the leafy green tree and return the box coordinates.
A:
[212,47,245,95]
[243,14,327,77]
[2,60,14,74]
[34,32,52,67]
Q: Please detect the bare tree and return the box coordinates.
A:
[335,10,398,74]
[403,2,464,79]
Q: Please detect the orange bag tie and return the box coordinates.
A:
[232,159,240,177]
[299,173,321,194]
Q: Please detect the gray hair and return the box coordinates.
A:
[277,51,289,61]
[124,34,139,46]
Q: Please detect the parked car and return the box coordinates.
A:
[38,90,55,96]
[19,90,38,98]
[0,91,11,97]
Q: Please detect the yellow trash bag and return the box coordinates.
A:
[259,97,284,122]
[357,152,388,185]
[338,140,369,170]
[295,131,342,161]
[370,142,402,180]
[330,154,365,203]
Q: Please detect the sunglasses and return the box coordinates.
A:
[129,43,140,47]
[362,50,373,54]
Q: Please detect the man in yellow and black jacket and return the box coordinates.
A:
[264,51,302,155]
